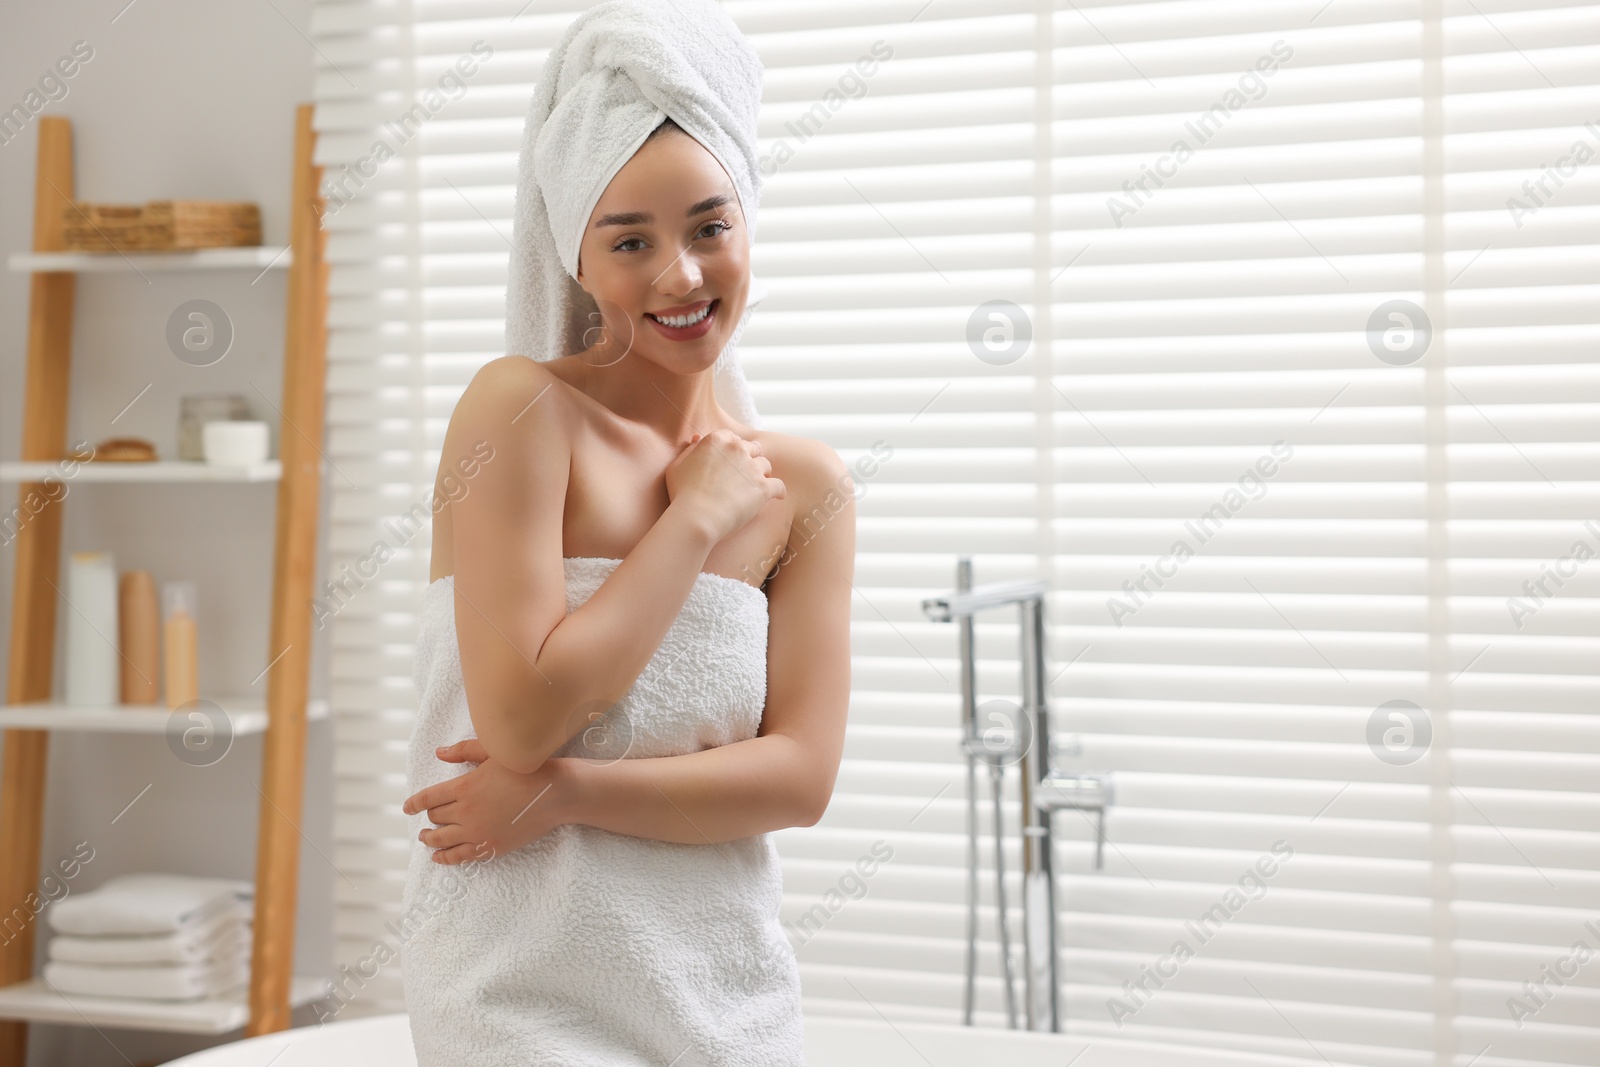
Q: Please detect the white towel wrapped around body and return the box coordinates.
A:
[48,873,252,937]
[504,0,769,428]
[402,559,805,1066]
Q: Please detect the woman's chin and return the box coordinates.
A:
[646,345,724,377]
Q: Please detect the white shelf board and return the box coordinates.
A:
[0,460,281,483]
[0,697,329,734]
[8,246,291,273]
[0,974,329,1035]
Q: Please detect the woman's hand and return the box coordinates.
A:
[664,429,785,544]
[402,739,576,864]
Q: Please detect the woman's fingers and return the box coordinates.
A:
[403,780,459,814]
[406,765,465,813]
[430,842,485,866]
[421,800,458,824]
[419,822,471,849]
[436,738,490,763]
[405,739,490,814]
[402,783,458,819]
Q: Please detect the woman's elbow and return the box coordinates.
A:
[470,697,567,775]
[496,749,551,776]
[797,783,833,828]
[488,728,576,775]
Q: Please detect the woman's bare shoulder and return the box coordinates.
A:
[754,429,850,492]
[756,430,856,592]
[761,428,851,479]
[448,356,577,447]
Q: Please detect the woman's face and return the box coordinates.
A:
[575,128,749,374]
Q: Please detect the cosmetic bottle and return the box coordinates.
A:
[65,552,119,706]
[119,569,161,704]
[163,581,200,710]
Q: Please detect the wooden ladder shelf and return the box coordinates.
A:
[0,105,330,1063]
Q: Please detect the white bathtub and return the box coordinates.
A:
[163,1011,1365,1066]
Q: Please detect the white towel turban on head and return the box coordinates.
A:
[505,0,768,428]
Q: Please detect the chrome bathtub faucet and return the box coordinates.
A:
[922,556,1114,1034]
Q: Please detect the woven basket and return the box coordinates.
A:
[62,201,262,252]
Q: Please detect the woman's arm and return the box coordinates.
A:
[410,437,856,859]
[571,438,855,843]
[563,735,818,845]
[444,358,780,775]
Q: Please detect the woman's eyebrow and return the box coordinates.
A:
[594,193,733,229]
[685,193,734,217]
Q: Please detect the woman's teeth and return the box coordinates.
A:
[649,302,712,328]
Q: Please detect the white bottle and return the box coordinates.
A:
[65,551,119,706]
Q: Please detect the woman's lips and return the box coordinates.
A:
[645,299,718,340]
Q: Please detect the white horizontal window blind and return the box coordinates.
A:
[307,2,1599,1063]
[1438,3,1598,1064]
[1050,2,1599,1065]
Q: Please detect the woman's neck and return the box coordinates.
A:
[563,349,737,443]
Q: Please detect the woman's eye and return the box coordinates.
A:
[613,221,728,254]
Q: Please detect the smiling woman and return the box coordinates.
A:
[575,119,753,361]
[395,2,851,1065]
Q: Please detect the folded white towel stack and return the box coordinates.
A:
[43,873,255,1001]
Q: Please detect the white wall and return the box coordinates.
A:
[0,5,335,1064]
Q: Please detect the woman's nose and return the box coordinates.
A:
[652,243,704,291]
